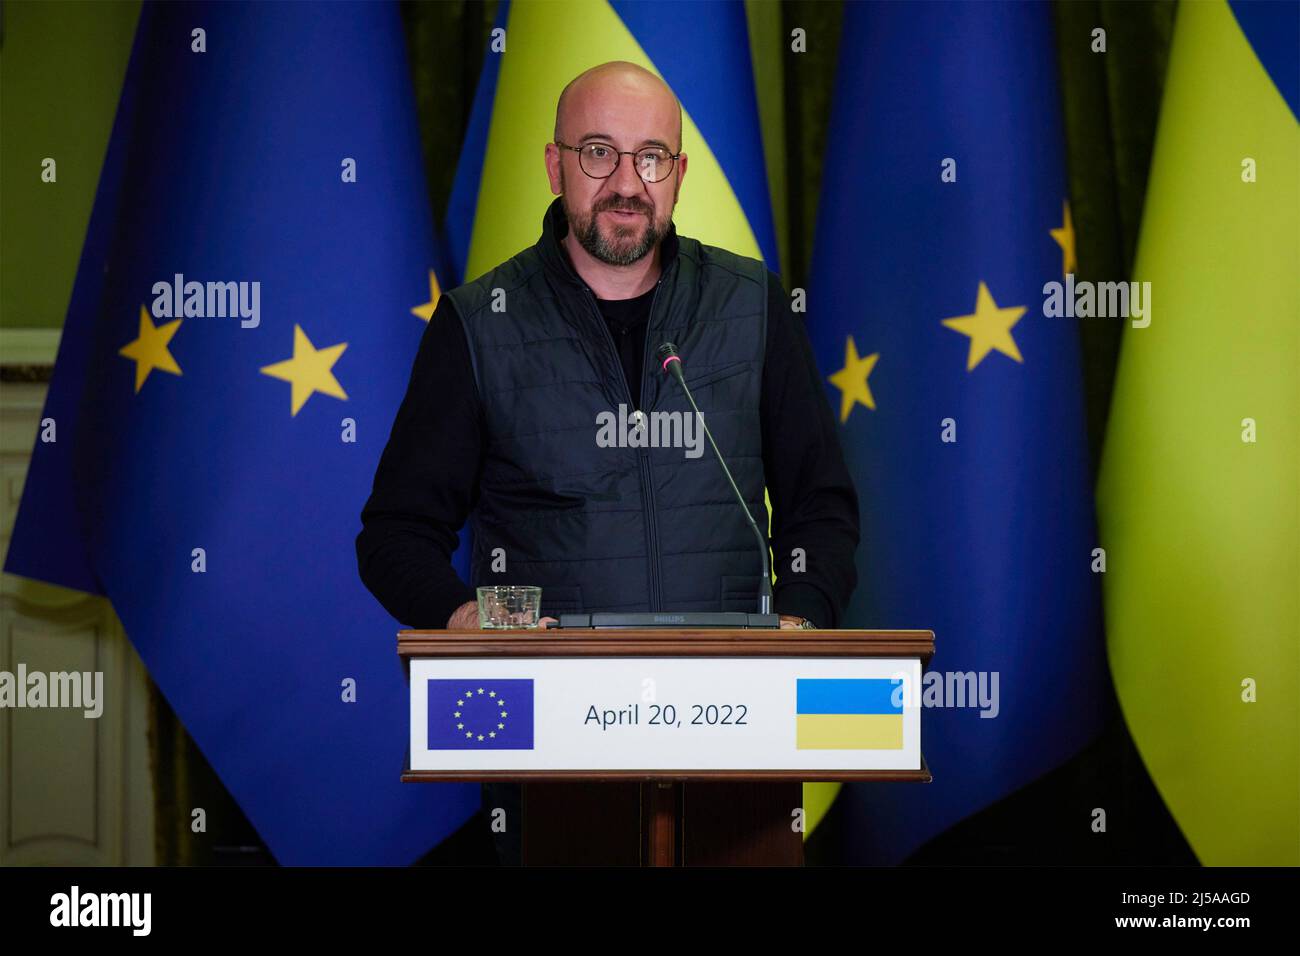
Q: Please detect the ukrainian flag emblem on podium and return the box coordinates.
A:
[796,679,903,750]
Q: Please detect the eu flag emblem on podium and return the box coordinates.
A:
[428,680,536,750]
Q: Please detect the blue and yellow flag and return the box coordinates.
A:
[1098,0,1298,864]
[447,0,778,283]
[807,2,1107,864]
[4,1,476,864]
[796,679,903,750]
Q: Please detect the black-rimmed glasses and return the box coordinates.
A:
[555,140,680,183]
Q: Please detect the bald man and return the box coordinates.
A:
[358,59,858,864]
[359,60,857,637]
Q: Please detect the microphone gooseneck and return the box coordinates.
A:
[658,342,773,615]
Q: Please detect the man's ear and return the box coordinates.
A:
[545,142,563,195]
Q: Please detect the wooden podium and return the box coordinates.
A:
[400,628,933,866]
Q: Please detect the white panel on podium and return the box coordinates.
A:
[409,656,922,772]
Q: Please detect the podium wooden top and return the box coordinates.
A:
[397,628,934,660]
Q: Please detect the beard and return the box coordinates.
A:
[560,167,671,267]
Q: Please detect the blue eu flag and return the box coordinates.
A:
[807,2,1107,864]
[428,680,536,750]
[4,1,476,864]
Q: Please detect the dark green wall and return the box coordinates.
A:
[0,0,140,330]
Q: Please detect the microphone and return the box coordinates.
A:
[658,342,773,615]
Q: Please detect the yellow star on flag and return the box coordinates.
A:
[1050,200,1077,276]
[827,335,879,423]
[941,282,1026,372]
[411,269,441,322]
[260,324,348,416]
[118,305,182,393]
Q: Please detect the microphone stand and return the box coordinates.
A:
[659,343,773,615]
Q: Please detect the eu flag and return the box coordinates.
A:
[807,2,1107,864]
[427,680,536,750]
[4,1,477,864]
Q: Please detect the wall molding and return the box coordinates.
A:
[0,329,61,368]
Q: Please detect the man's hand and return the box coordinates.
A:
[445,600,558,630]
[446,600,479,629]
[779,614,812,629]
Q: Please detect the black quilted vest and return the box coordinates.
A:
[447,198,768,616]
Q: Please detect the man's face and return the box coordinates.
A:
[559,158,676,267]
[549,77,686,267]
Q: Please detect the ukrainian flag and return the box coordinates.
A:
[1097,0,1298,865]
[796,679,903,750]
[446,0,777,283]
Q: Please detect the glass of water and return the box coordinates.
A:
[476,586,543,629]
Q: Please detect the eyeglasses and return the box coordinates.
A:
[555,140,680,184]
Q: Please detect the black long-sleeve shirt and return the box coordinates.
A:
[356,270,859,629]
